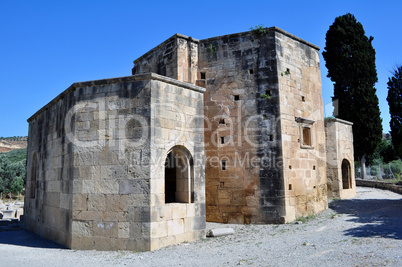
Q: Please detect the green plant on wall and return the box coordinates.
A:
[209,43,215,57]
[281,68,290,76]
[261,94,271,100]
[250,24,266,35]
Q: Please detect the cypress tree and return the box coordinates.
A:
[387,66,402,158]
[323,13,382,178]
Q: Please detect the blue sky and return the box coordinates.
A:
[1,0,400,137]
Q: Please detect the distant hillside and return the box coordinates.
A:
[0,136,28,153]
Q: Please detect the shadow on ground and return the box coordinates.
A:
[330,198,402,240]
[0,229,66,249]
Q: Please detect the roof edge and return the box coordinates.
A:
[133,34,200,65]
[27,73,205,123]
[200,26,320,50]
[325,117,354,126]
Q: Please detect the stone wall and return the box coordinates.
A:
[275,29,328,221]
[356,179,402,195]
[325,118,355,199]
[132,27,329,224]
[25,82,77,246]
[25,73,206,251]
[198,30,284,223]
[133,34,199,84]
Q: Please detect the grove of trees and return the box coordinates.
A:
[0,148,26,197]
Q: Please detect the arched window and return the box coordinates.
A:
[341,159,351,189]
[164,146,194,204]
[30,153,37,198]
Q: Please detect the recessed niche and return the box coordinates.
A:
[200,72,206,79]
[302,96,305,102]
[221,160,226,170]
[219,118,225,124]
[289,165,292,169]
[302,127,312,146]
[221,136,225,144]
[249,69,254,75]
[234,95,240,101]
[220,182,225,188]
[269,134,274,141]
[265,90,272,96]
[289,184,292,190]
[313,166,316,170]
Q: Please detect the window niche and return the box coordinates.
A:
[295,117,315,149]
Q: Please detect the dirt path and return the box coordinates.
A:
[0,187,401,266]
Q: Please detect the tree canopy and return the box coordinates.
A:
[323,13,382,160]
[0,149,26,195]
[387,65,402,158]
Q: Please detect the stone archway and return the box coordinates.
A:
[164,146,194,203]
[341,159,351,189]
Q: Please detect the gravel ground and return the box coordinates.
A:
[0,186,401,267]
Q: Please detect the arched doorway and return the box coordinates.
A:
[164,146,194,204]
[341,159,351,189]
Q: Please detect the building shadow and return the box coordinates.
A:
[0,229,66,249]
[329,198,402,240]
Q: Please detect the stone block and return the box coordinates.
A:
[119,180,150,195]
[158,235,176,248]
[186,204,195,218]
[92,221,118,238]
[128,206,150,222]
[60,193,72,210]
[87,194,106,211]
[127,238,151,252]
[167,218,184,236]
[171,204,187,219]
[150,221,168,238]
[72,210,102,221]
[102,211,119,222]
[157,205,172,221]
[73,194,88,211]
[101,165,128,180]
[118,222,130,239]
[71,221,92,237]
[99,179,119,194]
[106,195,128,212]
[191,216,206,230]
[70,236,95,250]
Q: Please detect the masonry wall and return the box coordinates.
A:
[275,30,328,221]
[133,34,199,84]
[325,118,355,199]
[25,74,206,251]
[148,78,206,250]
[132,28,329,224]
[198,30,285,224]
[25,88,76,246]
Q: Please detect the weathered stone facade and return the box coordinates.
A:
[133,27,328,223]
[25,74,206,251]
[325,118,356,199]
[25,26,353,251]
